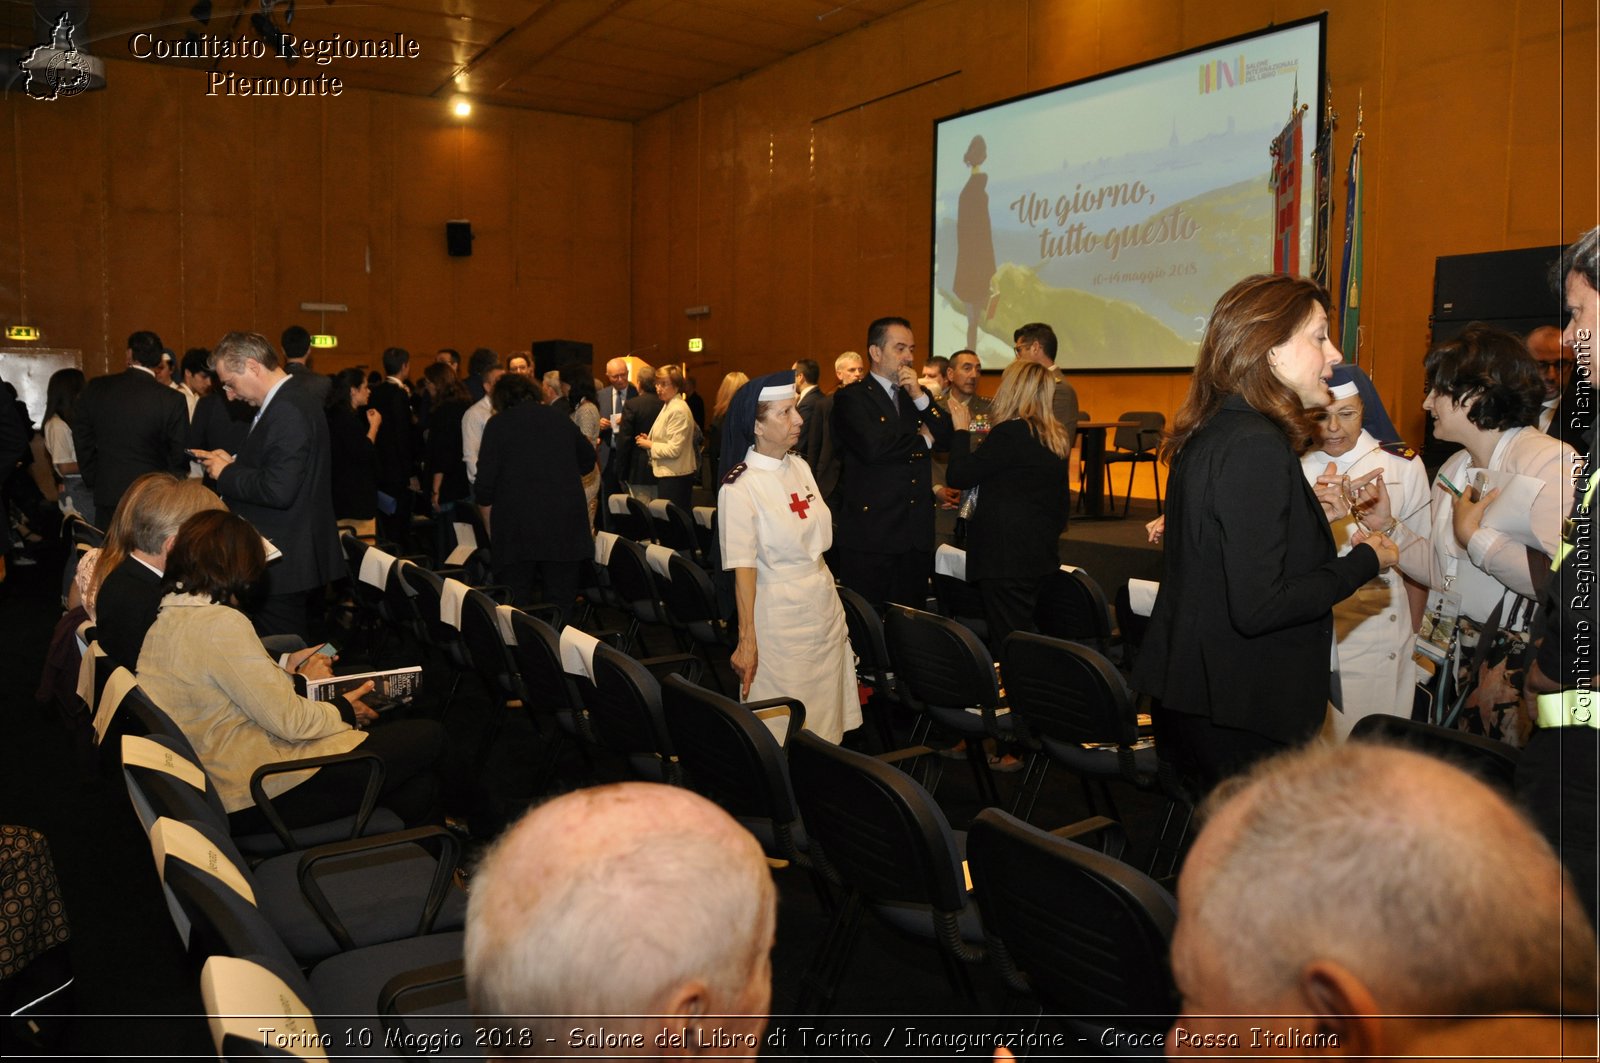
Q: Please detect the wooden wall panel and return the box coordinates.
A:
[5,58,631,382]
[630,0,1597,500]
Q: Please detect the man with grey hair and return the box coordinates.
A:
[1168,742,1597,1058]
[193,331,343,638]
[466,783,776,1060]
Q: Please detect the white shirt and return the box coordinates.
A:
[462,394,493,483]
[869,370,930,411]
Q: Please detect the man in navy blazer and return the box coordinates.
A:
[831,317,953,609]
[72,330,191,523]
[596,356,637,513]
[194,331,343,638]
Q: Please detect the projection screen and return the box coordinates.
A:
[932,16,1327,371]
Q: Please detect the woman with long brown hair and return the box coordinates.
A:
[1133,274,1400,793]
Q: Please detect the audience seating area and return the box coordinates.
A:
[6,505,1203,1056]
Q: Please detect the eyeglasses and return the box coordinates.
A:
[1535,359,1574,375]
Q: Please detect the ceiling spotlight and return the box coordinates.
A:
[451,95,472,118]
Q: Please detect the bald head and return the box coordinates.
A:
[1173,743,1594,1026]
[605,358,630,390]
[466,784,776,1056]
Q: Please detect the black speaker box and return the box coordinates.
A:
[446,220,473,257]
[531,340,594,378]
[1430,244,1564,344]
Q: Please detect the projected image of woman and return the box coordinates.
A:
[954,135,997,352]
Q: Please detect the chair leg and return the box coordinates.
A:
[1151,458,1163,514]
[1150,798,1194,882]
[1123,460,1136,516]
[795,890,864,1015]
[1009,753,1048,823]
[965,739,1002,809]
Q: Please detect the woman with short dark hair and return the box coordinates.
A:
[1362,322,1576,744]
[137,510,444,832]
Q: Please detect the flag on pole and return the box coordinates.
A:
[1270,102,1304,274]
[1338,130,1365,364]
[1310,104,1334,289]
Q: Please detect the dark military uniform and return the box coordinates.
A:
[829,374,952,609]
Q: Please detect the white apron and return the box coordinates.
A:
[718,447,860,743]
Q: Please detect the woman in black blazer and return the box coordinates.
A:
[946,359,1073,649]
[326,368,380,537]
[1132,274,1401,793]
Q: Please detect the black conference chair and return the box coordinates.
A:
[1349,713,1521,794]
[155,818,470,1054]
[1032,566,1115,659]
[967,807,1178,1037]
[884,604,1016,808]
[788,731,985,1013]
[1102,410,1165,516]
[504,608,592,792]
[836,586,908,758]
[580,641,683,785]
[660,675,809,868]
[1001,633,1191,875]
[660,551,733,692]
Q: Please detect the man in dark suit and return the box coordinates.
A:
[189,387,255,491]
[793,358,823,458]
[280,325,331,410]
[802,352,863,507]
[596,357,636,485]
[616,368,663,496]
[72,330,190,523]
[370,346,416,546]
[194,332,344,638]
[831,318,952,609]
[474,373,596,626]
[1529,324,1593,452]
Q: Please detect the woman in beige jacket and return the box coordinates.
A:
[637,364,698,511]
[136,510,443,833]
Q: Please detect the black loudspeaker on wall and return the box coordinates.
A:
[1422,244,1566,470]
[1429,244,1564,345]
[532,340,594,379]
[446,220,473,257]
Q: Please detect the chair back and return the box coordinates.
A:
[838,586,898,702]
[788,731,967,913]
[151,815,297,969]
[1112,411,1165,454]
[122,731,232,835]
[661,552,727,646]
[606,536,669,627]
[609,495,655,542]
[460,589,518,702]
[883,605,1001,715]
[1001,633,1139,750]
[660,676,805,861]
[505,609,575,714]
[1033,567,1113,649]
[201,955,323,1061]
[398,562,470,664]
[1349,713,1521,793]
[967,807,1177,1026]
[584,642,680,782]
[653,501,701,560]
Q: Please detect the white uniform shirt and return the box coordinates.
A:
[1302,430,1431,731]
